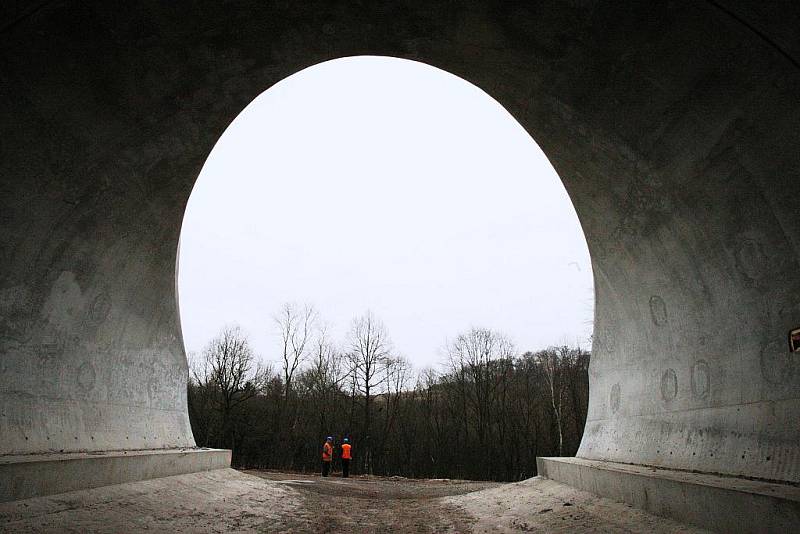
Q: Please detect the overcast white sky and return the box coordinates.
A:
[178,56,593,370]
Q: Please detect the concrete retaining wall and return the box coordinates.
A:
[537,457,800,533]
[0,449,231,502]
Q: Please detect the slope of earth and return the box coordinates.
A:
[446,476,708,533]
[0,469,300,533]
[0,468,709,533]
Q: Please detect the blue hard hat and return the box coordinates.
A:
[326,436,333,440]
[343,438,349,442]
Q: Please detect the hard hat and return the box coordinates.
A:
[343,438,349,442]
[327,436,333,441]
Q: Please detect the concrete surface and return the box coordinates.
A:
[1,0,799,509]
[0,468,708,533]
[538,457,800,533]
[0,448,230,503]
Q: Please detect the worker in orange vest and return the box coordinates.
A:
[340,438,352,478]
[322,436,333,477]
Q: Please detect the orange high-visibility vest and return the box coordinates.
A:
[341,443,352,460]
[322,442,333,461]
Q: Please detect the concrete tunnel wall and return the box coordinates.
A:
[1,1,799,483]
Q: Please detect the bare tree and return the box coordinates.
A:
[306,324,346,393]
[386,356,412,404]
[536,347,564,456]
[446,327,515,473]
[192,326,270,450]
[347,311,393,473]
[303,324,348,440]
[275,303,317,397]
[187,351,216,445]
[376,355,412,472]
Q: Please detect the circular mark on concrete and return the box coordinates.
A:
[89,292,111,322]
[661,368,678,401]
[649,296,668,326]
[77,361,96,391]
[760,340,799,385]
[610,383,621,413]
[690,360,710,400]
[736,238,767,280]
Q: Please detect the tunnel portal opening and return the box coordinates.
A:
[178,56,594,477]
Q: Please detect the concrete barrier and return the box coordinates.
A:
[0,449,231,502]
[538,457,800,533]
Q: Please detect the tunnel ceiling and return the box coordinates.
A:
[1,1,799,483]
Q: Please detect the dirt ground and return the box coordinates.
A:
[0,468,709,533]
[244,469,500,532]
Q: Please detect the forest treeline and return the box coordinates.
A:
[187,304,590,482]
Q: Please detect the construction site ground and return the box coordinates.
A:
[0,468,707,533]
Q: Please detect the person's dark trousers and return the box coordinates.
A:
[341,459,350,478]
[322,461,330,477]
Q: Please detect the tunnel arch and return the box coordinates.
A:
[1,0,799,489]
[176,54,595,379]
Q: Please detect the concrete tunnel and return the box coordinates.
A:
[1,1,799,530]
